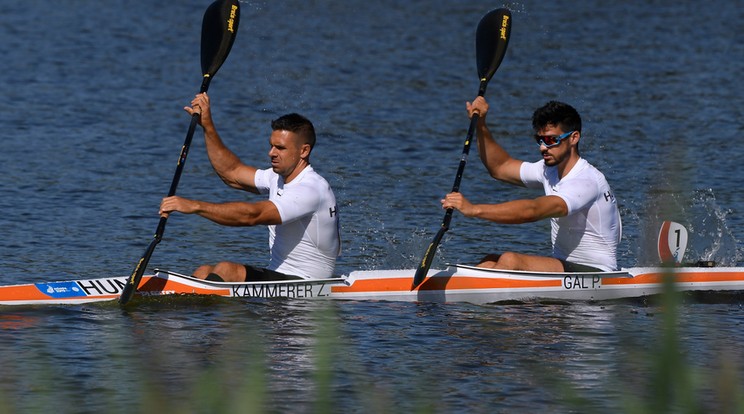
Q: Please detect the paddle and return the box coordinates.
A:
[119,0,240,305]
[412,8,511,290]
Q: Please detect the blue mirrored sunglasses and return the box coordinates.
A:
[534,130,575,148]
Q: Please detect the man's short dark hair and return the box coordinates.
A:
[532,101,582,133]
[271,113,316,149]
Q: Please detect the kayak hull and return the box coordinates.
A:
[1,265,743,306]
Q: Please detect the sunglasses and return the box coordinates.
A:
[534,130,575,148]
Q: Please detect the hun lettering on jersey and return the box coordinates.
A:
[603,190,615,203]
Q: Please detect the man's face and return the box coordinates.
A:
[268,129,307,178]
[535,124,574,167]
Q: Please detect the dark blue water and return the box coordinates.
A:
[1,0,743,412]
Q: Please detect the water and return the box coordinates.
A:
[1,0,743,411]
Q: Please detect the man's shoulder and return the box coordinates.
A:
[296,166,333,187]
[521,159,548,176]
[254,167,277,190]
[575,159,610,182]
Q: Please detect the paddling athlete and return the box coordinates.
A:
[159,93,341,282]
[441,97,621,272]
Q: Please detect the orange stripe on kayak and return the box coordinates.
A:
[604,271,744,285]
[332,276,562,293]
[334,271,744,294]
[138,277,232,295]
[0,285,60,301]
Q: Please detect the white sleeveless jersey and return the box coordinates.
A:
[254,166,340,278]
[520,158,622,271]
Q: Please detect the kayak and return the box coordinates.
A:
[2,221,740,306]
[1,264,743,306]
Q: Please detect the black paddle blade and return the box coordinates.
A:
[201,0,240,78]
[412,226,447,289]
[476,8,511,84]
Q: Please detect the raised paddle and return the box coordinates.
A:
[412,8,511,290]
[119,0,240,305]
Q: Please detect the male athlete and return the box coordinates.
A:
[441,97,621,272]
[159,93,340,281]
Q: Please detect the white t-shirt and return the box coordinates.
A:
[253,166,340,279]
[520,158,622,271]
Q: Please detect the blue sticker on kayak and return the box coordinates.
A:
[35,281,87,298]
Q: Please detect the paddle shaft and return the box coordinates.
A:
[156,78,211,238]
[444,120,477,218]
[445,81,489,227]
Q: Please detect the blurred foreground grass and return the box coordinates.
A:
[550,270,744,414]
[1,280,743,413]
